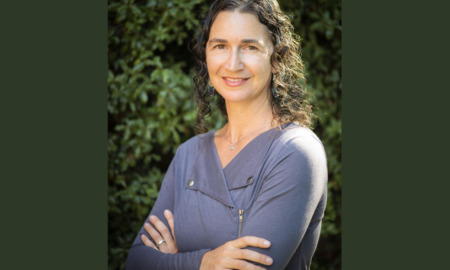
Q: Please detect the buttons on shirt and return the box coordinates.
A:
[247,176,253,183]
[187,180,195,187]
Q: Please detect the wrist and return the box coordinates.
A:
[199,250,212,270]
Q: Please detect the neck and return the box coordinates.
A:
[225,97,274,143]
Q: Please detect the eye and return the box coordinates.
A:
[246,45,258,51]
[214,44,226,50]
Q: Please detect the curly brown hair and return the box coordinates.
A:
[192,0,314,133]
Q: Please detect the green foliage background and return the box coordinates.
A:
[108,0,341,269]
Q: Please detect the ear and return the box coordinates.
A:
[271,65,277,74]
[271,59,278,74]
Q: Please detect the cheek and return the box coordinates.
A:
[206,54,217,73]
[206,54,227,76]
[246,56,273,77]
[206,61,215,80]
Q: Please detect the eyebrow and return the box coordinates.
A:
[241,39,261,45]
[208,38,263,46]
[208,38,228,44]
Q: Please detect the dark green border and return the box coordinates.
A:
[1,1,107,269]
[344,0,449,269]
[3,0,449,268]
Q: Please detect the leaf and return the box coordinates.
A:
[140,91,148,103]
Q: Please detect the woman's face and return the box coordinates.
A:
[206,10,276,105]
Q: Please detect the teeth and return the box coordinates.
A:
[226,78,244,82]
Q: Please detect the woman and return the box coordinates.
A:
[126,0,327,269]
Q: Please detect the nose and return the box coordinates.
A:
[225,49,244,72]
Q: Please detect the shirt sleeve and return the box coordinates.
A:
[240,134,328,269]
[125,151,210,270]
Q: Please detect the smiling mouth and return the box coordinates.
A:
[224,77,247,82]
[222,77,249,87]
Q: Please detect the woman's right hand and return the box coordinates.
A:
[200,236,273,270]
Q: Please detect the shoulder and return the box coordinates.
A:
[174,130,214,158]
[165,131,214,174]
[265,123,327,177]
[260,123,328,193]
[274,123,326,158]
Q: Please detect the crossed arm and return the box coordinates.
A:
[126,156,274,270]
[126,135,327,269]
[141,209,273,270]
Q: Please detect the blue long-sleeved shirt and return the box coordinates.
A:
[126,123,328,269]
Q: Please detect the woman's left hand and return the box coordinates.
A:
[140,209,178,254]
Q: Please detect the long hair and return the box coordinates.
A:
[192,0,314,133]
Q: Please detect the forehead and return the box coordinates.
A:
[209,10,272,44]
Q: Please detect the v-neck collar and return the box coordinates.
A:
[214,126,279,171]
[186,126,283,208]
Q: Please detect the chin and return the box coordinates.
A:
[217,91,251,103]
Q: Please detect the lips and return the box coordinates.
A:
[222,77,249,87]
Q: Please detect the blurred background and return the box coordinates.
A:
[108,0,341,269]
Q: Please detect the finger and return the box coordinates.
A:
[140,233,158,250]
[231,236,271,249]
[164,210,176,240]
[234,249,273,266]
[149,215,175,250]
[144,221,164,247]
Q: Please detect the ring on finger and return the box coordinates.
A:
[157,239,166,247]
